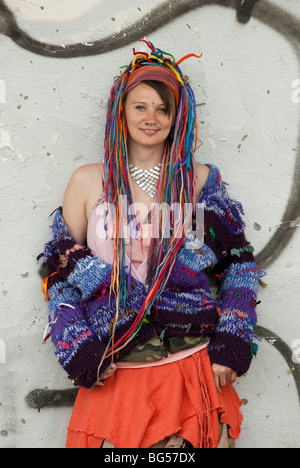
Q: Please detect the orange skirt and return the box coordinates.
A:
[66,348,243,448]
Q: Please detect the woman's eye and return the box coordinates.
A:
[134,105,167,113]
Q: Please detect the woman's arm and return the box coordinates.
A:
[43,206,155,388]
[62,166,90,245]
[62,163,103,245]
[206,171,260,378]
[199,164,240,391]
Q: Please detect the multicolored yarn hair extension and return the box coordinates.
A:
[102,40,203,365]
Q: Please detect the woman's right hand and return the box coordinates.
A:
[212,363,237,394]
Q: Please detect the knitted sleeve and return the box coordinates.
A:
[203,167,260,377]
[43,208,155,388]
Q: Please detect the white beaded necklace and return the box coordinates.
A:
[129,162,162,199]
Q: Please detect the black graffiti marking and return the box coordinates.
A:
[0,0,259,58]
[237,0,260,23]
[25,325,300,411]
[26,388,78,412]
[249,2,300,271]
[254,326,300,403]
[1,0,299,271]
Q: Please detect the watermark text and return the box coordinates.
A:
[292,339,300,364]
[292,79,300,103]
[95,198,205,249]
[0,339,6,364]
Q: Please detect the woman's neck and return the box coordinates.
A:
[127,141,165,170]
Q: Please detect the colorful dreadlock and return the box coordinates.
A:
[102,40,202,367]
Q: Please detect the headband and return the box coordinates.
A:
[123,65,181,107]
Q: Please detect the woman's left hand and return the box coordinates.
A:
[212,364,238,394]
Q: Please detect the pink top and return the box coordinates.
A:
[87,206,152,285]
[87,163,152,285]
[87,162,208,373]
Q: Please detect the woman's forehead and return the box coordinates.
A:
[125,83,164,103]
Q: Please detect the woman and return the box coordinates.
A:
[42,42,260,448]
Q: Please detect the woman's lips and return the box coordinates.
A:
[140,129,159,136]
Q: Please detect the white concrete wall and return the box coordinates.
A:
[0,0,299,448]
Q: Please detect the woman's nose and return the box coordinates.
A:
[144,108,157,123]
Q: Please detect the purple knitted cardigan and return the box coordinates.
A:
[41,164,261,388]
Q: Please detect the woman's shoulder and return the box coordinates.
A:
[69,163,102,185]
[66,163,104,199]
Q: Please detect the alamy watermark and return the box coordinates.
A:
[292,79,300,104]
[0,79,6,104]
[0,339,6,364]
[95,197,205,248]
[292,339,300,364]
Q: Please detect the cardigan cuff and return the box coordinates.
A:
[64,338,111,388]
[208,332,254,377]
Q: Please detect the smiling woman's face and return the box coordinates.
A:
[124,83,175,149]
